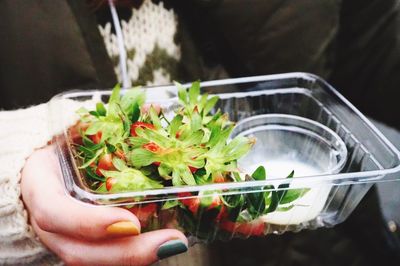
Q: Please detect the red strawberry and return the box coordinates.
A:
[178,192,200,215]
[114,149,126,161]
[130,122,155,137]
[128,203,158,228]
[96,153,114,176]
[105,177,116,191]
[219,220,265,236]
[89,131,102,144]
[143,142,160,153]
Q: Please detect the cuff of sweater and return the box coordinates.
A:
[0,100,90,264]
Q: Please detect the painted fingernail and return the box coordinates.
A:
[106,221,140,236]
[157,239,188,259]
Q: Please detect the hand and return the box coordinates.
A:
[21,146,188,265]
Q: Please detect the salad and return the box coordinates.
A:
[68,81,308,239]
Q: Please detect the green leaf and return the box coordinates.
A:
[78,145,95,157]
[136,127,170,147]
[176,82,187,104]
[109,84,121,104]
[199,191,219,208]
[85,122,103,135]
[194,169,210,185]
[89,110,99,117]
[203,95,219,115]
[149,106,162,130]
[189,81,200,105]
[76,107,89,116]
[107,102,120,119]
[199,94,208,111]
[131,102,140,122]
[190,108,202,131]
[221,193,244,208]
[251,166,266,181]
[130,148,156,167]
[174,166,196,186]
[112,157,128,171]
[158,163,172,179]
[276,205,295,212]
[96,183,108,193]
[265,190,279,213]
[280,188,310,204]
[101,168,163,192]
[201,127,211,143]
[207,124,233,148]
[169,114,183,137]
[79,149,104,169]
[223,136,255,161]
[245,189,266,219]
[162,200,179,210]
[181,168,196,186]
[277,170,295,202]
[120,87,145,115]
[82,136,103,150]
[181,130,204,147]
[106,143,117,153]
[85,167,105,182]
[96,102,107,116]
[172,170,184,186]
[287,170,295,178]
[127,137,149,147]
[233,172,242,182]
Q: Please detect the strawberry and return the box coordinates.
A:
[130,122,155,137]
[206,194,222,210]
[143,142,160,153]
[219,220,265,236]
[178,192,200,215]
[69,122,89,145]
[128,203,158,228]
[213,174,226,183]
[105,177,116,191]
[114,149,126,161]
[89,131,102,144]
[216,205,228,221]
[96,153,114,176]
[188,166,198,173]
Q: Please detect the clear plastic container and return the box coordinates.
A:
[50,72,400,243]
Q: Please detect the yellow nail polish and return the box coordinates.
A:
[106,221,140,236]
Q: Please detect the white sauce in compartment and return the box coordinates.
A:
[242,160,331,225]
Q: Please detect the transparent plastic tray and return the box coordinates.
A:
[50,73,400,242]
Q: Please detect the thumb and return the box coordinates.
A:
[120,229,189,265]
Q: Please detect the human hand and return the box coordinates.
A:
[21,145,188,265]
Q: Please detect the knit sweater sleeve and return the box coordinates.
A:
[0,101,88,265]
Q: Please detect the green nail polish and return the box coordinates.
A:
[157,239,188,259]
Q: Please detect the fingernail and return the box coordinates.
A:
[157,239,188,259]
[106,221,140,236]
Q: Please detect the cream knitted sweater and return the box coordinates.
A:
[0,102,82,265]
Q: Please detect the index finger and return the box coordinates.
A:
[22,146,141,241]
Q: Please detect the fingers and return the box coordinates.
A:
[32,219,188,266]
[22,146,141,241]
